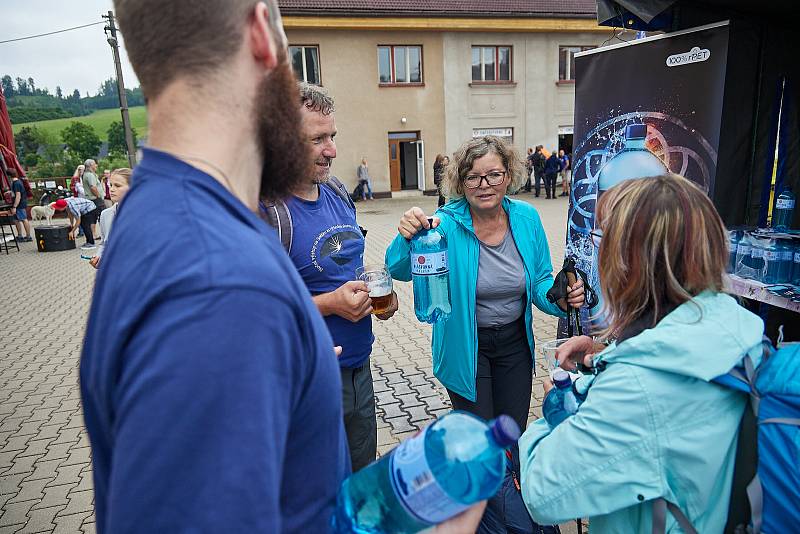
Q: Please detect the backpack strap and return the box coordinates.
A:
[324,176,356,212]
[652,498,698,534]
[258,199,293,253]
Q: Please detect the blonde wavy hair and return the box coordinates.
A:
[595,174,727,340]
[440,136,526,199]
[111,168,133,184]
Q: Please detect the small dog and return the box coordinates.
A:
[31,205,55,225]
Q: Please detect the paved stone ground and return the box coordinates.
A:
[0,191,582,533]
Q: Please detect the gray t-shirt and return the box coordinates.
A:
[82,171,100,200]
[475,229,526,328]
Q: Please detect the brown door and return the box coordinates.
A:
[388,139,401,191]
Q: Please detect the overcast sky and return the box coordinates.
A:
[2,0,140,96]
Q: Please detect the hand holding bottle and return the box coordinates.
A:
[399,207,440,239]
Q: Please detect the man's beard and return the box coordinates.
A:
[312,156,332,184]
[256,60,311,201]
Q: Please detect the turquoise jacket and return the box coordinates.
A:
[520,291,764,533]
[385,197,565,401]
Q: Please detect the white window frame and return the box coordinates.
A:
[471,46,512,82]
[289,45,321,84]
[378,45,423,85]
[558,45,594,81]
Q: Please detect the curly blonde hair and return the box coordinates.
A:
[440,136,526,199]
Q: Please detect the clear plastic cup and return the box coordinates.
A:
[539,339,571,378]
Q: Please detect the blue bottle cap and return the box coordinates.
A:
[490,415,521,447]
[625,124,647,140]
[552,369,572,389]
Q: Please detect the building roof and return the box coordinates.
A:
[278,0,597,18]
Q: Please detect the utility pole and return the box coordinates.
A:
[103,11,137,167]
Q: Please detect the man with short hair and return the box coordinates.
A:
[51,197,97,246]
[558,149,571,197]
[80,2,348,532]
[82,159,102,236]
[9,169,32,242]
[277,82,399,473]
[544,148,561,199]
[531,145,546,198]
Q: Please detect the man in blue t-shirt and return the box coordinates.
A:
[80,2,350,532]
[284,83,399,472]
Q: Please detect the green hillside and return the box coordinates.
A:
[11,106,148,141]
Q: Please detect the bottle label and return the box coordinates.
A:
[411,251,449,276]
[737,244,751,255]
[783,250,794,261]
[795,252,800,263]
[751,248,763,259]
[764,251,779,261]
[389,426,468,524]
[776,198,795,209]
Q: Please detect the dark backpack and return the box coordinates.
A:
[258,176,357,253]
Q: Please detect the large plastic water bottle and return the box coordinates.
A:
[410,219,452,324]
[762,239,781,284]
[749,238,765,282]
[333,412,520,534]
[734,233,752,278]
[597,124,668,193]
[778,241,794,283]
[772,187,796,231]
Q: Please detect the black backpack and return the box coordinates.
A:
[258,176,358,253]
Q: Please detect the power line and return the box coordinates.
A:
[0,21,105,45]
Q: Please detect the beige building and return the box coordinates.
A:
[280,0,609,197]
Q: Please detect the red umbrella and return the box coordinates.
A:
[0,86,26,201]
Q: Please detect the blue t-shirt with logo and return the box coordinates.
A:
[81,148,349,533]
[286,185,373,368]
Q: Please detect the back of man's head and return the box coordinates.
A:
[114,0,278,99]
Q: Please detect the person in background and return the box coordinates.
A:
[531,145,546,198]
[9,169,32,242]
[524,147,534,192]
[102,169,113,208]
[433,153,449,207]
[558,149,571,197]
[386,135,584,435]
[82,159,103,238]
[51,196,98,247]
[520,174,764,533]
[543,149,560,200]
[356,157,373,200]
[71,165,86,198]
[90,168,132,269]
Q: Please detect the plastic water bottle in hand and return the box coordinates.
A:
[333,412,520,534]
[543,370,586,428]
[410,219,451,324]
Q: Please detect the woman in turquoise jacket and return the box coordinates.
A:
[520,175,764,532]
[385,136,584,432]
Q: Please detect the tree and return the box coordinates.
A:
[72,89,81,100]
[15,126,46,157]
[27,77,35,94]
[55,86,63,99]
[1,75,14,96]
[61,122,101,161]
[16,77,29,96]
[107,121,138,156]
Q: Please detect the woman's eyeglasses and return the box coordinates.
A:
[463,171,506,189]
[590,229,603,247]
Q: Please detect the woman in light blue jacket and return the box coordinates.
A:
[520,174,764,532]
[385,136,584,432]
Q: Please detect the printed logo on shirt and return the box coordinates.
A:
[310,223,363,272]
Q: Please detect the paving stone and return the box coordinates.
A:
[22,460,63,483]
[46,465,84,489]
[37,444,72,465]
[32,485,71,511]
[57,490,93,517]
[59,448,90,468]
[7,479,49,504]
[0,473,28,496]
[53,512,92,534]
[80,522,96,534]
[16,505,62,533]
[2,455,42,477]
[0,499,36,527]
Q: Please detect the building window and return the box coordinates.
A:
[378,45,423,85]
[558,46,595,81]
[471,46,512,82]
[290,45,321,84]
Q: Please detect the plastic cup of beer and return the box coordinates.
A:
[356,264,393,315]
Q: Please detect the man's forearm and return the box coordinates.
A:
[312,292,334,316]
[91,186,101,197]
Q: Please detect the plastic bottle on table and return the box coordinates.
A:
[762,239,781,284]
[727,230,740,274]
[777,240,794,283]
[772,187,796,231]
[749,238,765,282]
[410,218,452,324]
[333,412,520,534]
[793,243,800,286]
[734,233,752,278]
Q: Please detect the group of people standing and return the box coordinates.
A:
[525,146,571,199]
[79,1,764,533]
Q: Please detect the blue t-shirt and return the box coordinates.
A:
[12,179,26,208]
[286,185,373,368]
[80,148,349,533]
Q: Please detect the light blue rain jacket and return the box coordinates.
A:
[385,197,564,401]
[520,291,764,533]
